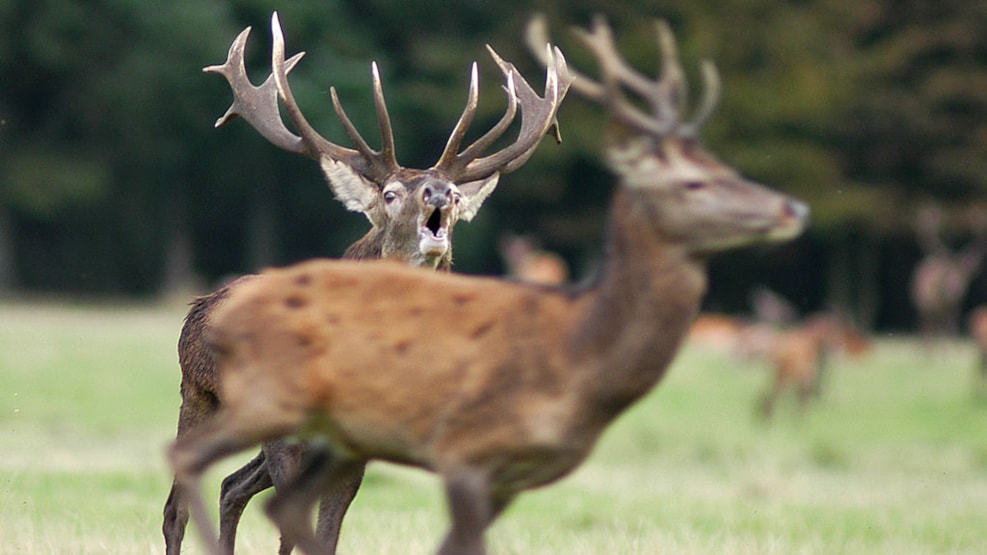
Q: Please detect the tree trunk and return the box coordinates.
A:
[161,180,200,296]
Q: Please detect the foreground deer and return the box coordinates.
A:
[162,12,570,555]
[169,15,807,555]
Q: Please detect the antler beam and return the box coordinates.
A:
[269,12,398,180]
[205,12,400,181]
[433,44,572,183]
[527,14,720,139]
[202,27,307,155]
[208,12,571,185]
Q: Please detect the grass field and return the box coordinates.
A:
[1,299,986,554]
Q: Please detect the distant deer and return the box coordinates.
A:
[911,205,987,340]
[965,306,987,397]
[162,12,570,555]
[687,313,747,353]
[743,312,870,419]
[498,233,569,285]
[168,15,807,555]
[687,287,798,355]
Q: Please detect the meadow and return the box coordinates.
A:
[1,299,985,554]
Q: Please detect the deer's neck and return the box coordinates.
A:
[571,188,706,416]
[343,230,452,271]
[342,229,385,261]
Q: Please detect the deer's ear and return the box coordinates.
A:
[320,158,380,217]
[457,174,500,222]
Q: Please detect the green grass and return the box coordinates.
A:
[2,300,986,554]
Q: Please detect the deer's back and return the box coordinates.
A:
[178,276,261,397]
[210,259,586,468]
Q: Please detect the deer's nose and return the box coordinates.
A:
[423,181,454,208]
[785,198,810,223]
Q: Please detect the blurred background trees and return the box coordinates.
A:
[1,0,985,330]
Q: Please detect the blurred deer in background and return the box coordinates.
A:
[911,205,987,342]
[689,287,870,419]
[498,233,569,285]
[162,12,571,555]
[746,312,871,420]
[965,306,987,397]
[688,287,799,357]
[169,14,807,555]
[687,313,747,353]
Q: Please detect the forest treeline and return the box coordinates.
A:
[1,0,985,329]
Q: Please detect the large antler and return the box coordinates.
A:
[202,26,306,155]
[527,14,720,139]
[204,12,399,181]
[432,43,573,183]
[207,12,570,185]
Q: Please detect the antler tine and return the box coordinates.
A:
[579,16,660,102]
[371,62,399,171]
[528,14,671,136]
[432,62,482,173]
[270,12,387,178]
[561,14,720,139]
[433,55,523,176]
[650,19,720,137]
[680,60,721,137]
[450,44,573,182]
[326,62,400,177]
[526,13,603,101]
[329,86,375,159]
[570,18,672,137]
[453,66,518,165]
[203,26,307,155]
[650,19,686,127]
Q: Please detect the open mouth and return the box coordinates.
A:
[419,206,450,255]
[426,207,443,236]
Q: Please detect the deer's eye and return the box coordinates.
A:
[684,181,706,191]
[383,190,399,203]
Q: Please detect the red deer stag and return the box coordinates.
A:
[162,12,570,555]
[911,205,987,341]
[169,15,807,555]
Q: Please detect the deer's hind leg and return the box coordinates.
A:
[313,463,366,554]
[261,439,307,555]
[217,450,273,554]
[265,445,365,555]
[170,404,304,555]
[257,439,368,555]
[164,382,218,555]
[437,470,513,555]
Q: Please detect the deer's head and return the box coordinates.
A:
[208,12,571,269]
[529,16,806,257]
